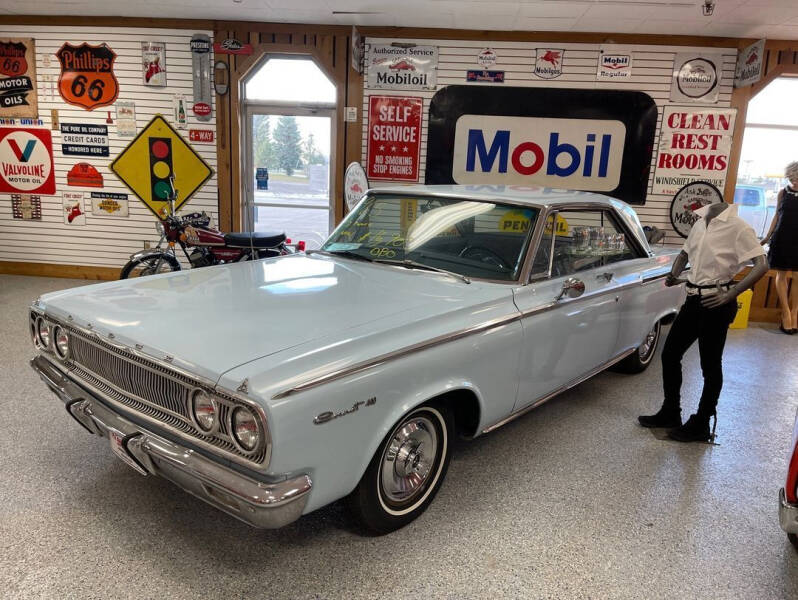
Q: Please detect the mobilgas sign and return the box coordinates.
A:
[426,86,658,204]
[453,116,625,191]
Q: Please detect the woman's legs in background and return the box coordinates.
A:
[774,270,793,329]
[789,271,798,330]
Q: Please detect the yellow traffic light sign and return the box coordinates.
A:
[110,115,213,219]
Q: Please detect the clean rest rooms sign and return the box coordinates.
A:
[452,115,626,191]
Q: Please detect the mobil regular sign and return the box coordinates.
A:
[453,116,625,191]
[426,86,658,204]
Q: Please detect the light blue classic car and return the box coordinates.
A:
[30,185,684,534]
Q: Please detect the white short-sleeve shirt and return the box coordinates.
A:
[682,203,765,286]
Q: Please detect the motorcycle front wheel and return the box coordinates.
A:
[119,254,181,279]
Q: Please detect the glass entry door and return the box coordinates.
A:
[246,109,334,249]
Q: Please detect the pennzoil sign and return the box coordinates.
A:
[56,42,119,110]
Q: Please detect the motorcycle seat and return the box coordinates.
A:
[224,231,286,248]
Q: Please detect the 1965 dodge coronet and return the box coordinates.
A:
[30,185,684,533]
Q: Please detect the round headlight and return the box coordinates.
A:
[53,326,69,359]
[155,221,165,235]
[191,389,218,433]
[36,317,50,348]
[232,407,261,452]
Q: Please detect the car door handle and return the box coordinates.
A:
[596,272,614,282]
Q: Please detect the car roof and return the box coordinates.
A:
[371,184,619,209]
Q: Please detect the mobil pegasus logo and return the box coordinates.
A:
[452,115,626,191]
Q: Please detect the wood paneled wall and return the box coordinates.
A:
[726,41,798,323]
[213,24,359,233]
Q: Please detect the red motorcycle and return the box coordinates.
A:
[120,178,300,278]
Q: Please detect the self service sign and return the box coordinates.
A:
[426,86,658,205]
[367,96,422,181]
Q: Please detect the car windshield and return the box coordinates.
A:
[322,194,539,281]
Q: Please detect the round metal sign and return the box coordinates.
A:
[344,162,369,211]
[669,181,724,238]
[675,57,717,99]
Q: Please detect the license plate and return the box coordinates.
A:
[108,430,148,476]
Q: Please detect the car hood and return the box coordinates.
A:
[38,254,510,383]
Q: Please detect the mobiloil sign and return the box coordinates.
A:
[453,115,625,191]
[425,86,658,204]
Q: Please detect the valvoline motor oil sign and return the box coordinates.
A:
[425,86,658,205]
[452,115,626,191]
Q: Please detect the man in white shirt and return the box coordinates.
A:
[638,202,768,442]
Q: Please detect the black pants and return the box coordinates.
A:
[661,295,738,419]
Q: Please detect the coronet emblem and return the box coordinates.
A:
[314,397,376,425]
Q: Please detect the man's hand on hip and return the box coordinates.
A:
[700,290,737,308]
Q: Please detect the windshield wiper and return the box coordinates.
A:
[307,249,373,262]
[374,259,471,284]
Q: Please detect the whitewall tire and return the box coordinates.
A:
[348,403,454,534]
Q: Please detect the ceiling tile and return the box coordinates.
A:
[518,2,589,19]
[515,16,580,30]
[753,24,798,40]
[718,4,798,24]
[453,13,521,30]
[744,0,798,6]
[332,12,398,26]
[702,22,769,37]
[579,3,658,21]
[428,1,521,16]
[638,18,711,36]
[572,17,645,34]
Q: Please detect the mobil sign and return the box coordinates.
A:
[452,115,625,191]
[425,86,658,204]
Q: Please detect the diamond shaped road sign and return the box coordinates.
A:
[110,114,213,219]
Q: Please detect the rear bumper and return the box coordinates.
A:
[779,488,798,535]
[31,354,311,529]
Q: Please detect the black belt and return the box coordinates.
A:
[686,281,734,296]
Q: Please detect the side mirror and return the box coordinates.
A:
[556,277,585,301]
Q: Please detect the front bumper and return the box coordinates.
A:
[31,354,311,529]
[779,488,798,535]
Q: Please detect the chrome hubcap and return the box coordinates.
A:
[639,324,659,360]
[381,416,438,504]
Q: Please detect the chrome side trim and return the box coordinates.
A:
[271,276,651,400]
[481,348,637,434]
[272,312,523,399]
[642,271,669,285]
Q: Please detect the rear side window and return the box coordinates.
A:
[548,210,640,277]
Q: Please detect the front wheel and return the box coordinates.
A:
[789,533,798,553]
[119,253,181,279]
[613,320,662,374]
[348,403,454,535]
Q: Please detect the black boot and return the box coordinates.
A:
[668,413,711,442]
[638,404,682,428]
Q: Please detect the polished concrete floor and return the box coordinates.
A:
[1,274,797,599]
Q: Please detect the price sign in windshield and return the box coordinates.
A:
[367,95,422,182]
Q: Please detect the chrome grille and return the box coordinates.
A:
[58,324,268,465]
[70,336,188,419]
